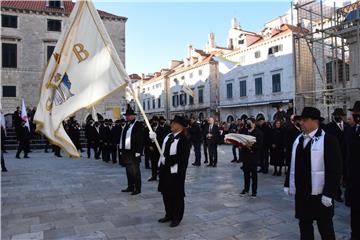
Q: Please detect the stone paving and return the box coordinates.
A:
[1,145,351,240]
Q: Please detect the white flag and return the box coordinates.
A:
[21,99,30,131]
[91,106,98,122]
[34,0,129,157]
[182,83,195,97]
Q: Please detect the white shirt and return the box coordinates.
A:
[302,128,318,148]
[337,121,344,131]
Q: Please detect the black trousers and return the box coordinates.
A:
[110,145,117,163]
[299,218,335,240]
[144,147,150,168]
[203,142,208,162]
[207,142,218,166]
[16,141,29,157]
[149,151,159,179]
[162,193,184,222]
[125,163,141,191]
[260,147,270,172]
[87,140,97,158]
[351,208,360,240]
[232,145,238,160]
[193,142,201,164]
[1,153,7,171]
[102,143,110,162]
[243,163,257,194]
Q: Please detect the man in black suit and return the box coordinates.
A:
[204,117,220,167]
[201,120,209,164]
[15,120,30,159]
[85,120,96,159]
[346,101,360,240]
[325,108,349,202]
[284,107,342,240]
[110,120,122,164]
[240,117,263,198]
[100,120,111,162]
[119,106,144,195]
[13,106,21,139]
[189,117,202,166]
[147,116,171,181]
[117,119,126,166]
[157,115,190,228]
[284,115,302,169]
[256,114,271,174]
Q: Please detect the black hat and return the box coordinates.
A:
[240,114,248,120]
[332,108,346,116]
[120,118,126,122]
[300,107,324,121]
[159,116,166,121]
[171,115,188,127]
[256,113,265,121]
[151,116,159,122]
[115,119,121,124]
[349,101,360,112]
[124,104,136,116]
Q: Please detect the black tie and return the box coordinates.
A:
[164,134,174,158]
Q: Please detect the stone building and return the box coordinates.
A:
[1,0,127,125]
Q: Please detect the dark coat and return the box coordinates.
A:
[243,127,263,166]
[110,125,122,145]
[119,120,144,158]
[158,131,190,197]
[18,125,30,143]
[284,132,342,220]
[259,123,272,148]
[203,124,220,145]
[345,125,360,209]
[270,127,285,166]
[284,123,301,166]
[188,122,202,143]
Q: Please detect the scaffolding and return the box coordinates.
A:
[292,0,360,121]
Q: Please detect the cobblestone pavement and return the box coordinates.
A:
[1,145,351,239]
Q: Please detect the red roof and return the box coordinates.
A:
[1,1,127,20]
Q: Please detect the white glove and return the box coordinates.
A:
[149,131,157,141]
[284,187,290,195]
[321,195,333,207]
[135,153,141,157]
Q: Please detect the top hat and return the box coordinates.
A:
[332,108,346,116]
[349,101,360,112]
[300,107,324,121]
[171,115,188,127]
[256,113,265,121]
[151,116,159,122]
[159,116,166,121]
[124,104,136,116]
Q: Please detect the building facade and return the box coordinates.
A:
[1,0,127,124]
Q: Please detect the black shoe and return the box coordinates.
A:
[24,156,30,158]
[2,168,8,172]
[273,172,277,176]
[212,164,217,167]
[145,166,151,169]
[251,193,257,198]
[121,188,133,193]
[158,216,171,223]
[148,177,157,182]
[192,163,200,166]
[240,190,249,196]
[170,220,180,228]
[257,169,263,173]
[206,164,213,167]
[204,160,208,164]
[277,172,281,176]
[231,159,237,163]
[3,150,8,153]
[335,196,344,203]
[16,156,20,159]
[131,190,141,195]
[44,150,49,153]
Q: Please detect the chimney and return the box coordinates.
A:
[187,44,193,58]
[208,32,215,49]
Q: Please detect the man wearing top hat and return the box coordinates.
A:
[153,115,190,228]
[325,108,350,202]
[119,106,144,195]
[346,101,360,240]
[284,107,342,240]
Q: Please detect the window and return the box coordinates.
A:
[147,100,150,110]
[238,39,244,44]
[240,80,246,97]
[152,99,155,109]
[255,51,261,59]
[226,83,233,99]
[255,77,263,95]
[189,89,194,105]
[172,94,179,107]
[272,73,281,92]
[47,19,61,32]
[157,98,161,108]
[173,78,178,84]
[49,0,61,8]
[143,100,145,110]
[47,45,55,62]
[189,72,193,78]
[1,15,17,28]
[2,86,16,97]
[268,44,283,55]
[2,43,17,68]
[326,60,350,83]
[198,69,203,76]
[181,76,185,80]
[180,93,187,106]
[198,88,204,104]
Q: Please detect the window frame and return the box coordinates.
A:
[1,14,18,28]
[2,85,16,98]
[2,43,17,68]
[47,19,62,32]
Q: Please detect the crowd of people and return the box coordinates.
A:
[1,101,359,237]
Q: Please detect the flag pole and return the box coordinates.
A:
[127,82,164,159]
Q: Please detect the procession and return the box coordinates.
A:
[1,0,360,239]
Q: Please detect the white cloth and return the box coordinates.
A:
[321,195,333,207]
[120,120,136,150]
[289,129,326,195]
[158,131,181,174]
[149,131,157,141]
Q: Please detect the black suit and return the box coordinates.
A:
[100,125,111,162]
[346,124,360,239]
[119,120,144,192]
[158,131,190,223]
[110,125,122,163]
[284,130,342,240]
[85,124,97,158]
[15,125,30,158]
[204,124,220,166]
[284,123,301,167]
